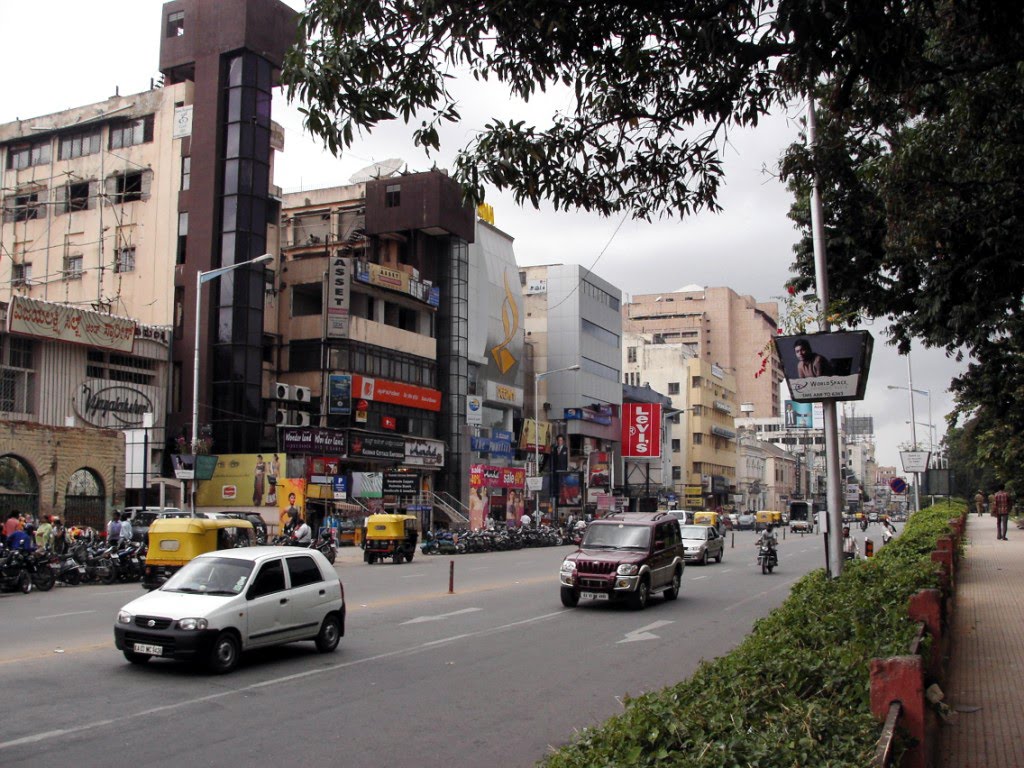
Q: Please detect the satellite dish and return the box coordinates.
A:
[348,158,405,184]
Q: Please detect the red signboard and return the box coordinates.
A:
[470,464,526,489]
[353,375,442,412]
[621,403,662,459]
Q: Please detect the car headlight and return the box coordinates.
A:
[117,611,133,625]
[617,563,639,576]
[176,617,209,631]
[560,560,576,573]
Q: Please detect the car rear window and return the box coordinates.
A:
[286,555,324,588]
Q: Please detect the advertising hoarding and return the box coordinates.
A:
[775,331,874,402]
[621,403,662,459]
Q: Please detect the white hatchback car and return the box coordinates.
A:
[114,546,345,673]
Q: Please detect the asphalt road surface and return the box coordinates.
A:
[0,527,887,768]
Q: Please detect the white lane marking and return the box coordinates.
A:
[0,609,568,751]
[618,620,674,644]
[36,610,96,620]
[690,576,708,581]
[400,607,482,625]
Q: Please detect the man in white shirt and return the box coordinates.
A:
[292,517,312,545]
[119,515,133,544]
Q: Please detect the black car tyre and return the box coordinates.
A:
[206,631,240,674]
[630,579,650,610]
[315,614,341,653]
[715,548,723,563]
[392,552,403,565]
[663,568,681,601]
[123,649,151,665]
[701,550,709,566]
[560,586,579,607]
[64,569,82,586]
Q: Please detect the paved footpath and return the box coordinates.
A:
[938,514,1024,768]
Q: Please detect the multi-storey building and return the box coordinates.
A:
[520,264,622,520]
[684,359,738,509]
[623,285,783,419]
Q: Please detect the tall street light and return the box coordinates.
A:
[191,253,275,456]
[533,364,580,514]
[887,376,931,513]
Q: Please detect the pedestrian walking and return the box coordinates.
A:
[991,485,1012,540]
[974,489,986,517]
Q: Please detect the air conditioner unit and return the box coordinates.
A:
[293,411,311,427]
[292,385,312,403]
[273,382,291,400]
[275,409,291,426]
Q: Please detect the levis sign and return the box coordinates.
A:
[622,403,662,459]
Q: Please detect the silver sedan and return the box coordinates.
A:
[679,524,725,565]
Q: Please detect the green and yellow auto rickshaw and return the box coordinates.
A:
[363,513,419,564]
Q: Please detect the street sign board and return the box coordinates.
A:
[900,451,931,473]
[890,477,908,494]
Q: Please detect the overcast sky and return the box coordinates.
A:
[1,0,969,473]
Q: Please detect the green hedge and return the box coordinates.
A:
[542,500,966,768]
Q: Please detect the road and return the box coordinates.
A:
[0,527,881,767]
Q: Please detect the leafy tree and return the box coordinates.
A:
[281,1,1024,480]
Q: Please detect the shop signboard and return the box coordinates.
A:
[383,472,419,495]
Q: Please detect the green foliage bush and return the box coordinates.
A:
[542,501,966,768]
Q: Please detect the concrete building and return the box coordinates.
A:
[520,264,622,520]
[623,285,783,419]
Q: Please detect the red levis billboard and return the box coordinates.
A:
[622,403,662,459]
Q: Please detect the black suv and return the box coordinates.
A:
[559,512,685,609]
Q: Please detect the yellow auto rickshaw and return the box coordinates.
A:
[363,513,420,564]
[754,510,783,532]
[692,511,724,534]
[143,517,255,590]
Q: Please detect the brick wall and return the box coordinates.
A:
[0,420,125,520]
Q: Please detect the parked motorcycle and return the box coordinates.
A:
[50,549,87,586]
[26,549,56,591]
[0,549,33,593]
[756,541,778,574]
[312,530,337,564]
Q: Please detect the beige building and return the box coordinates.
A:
[623,285,784,419]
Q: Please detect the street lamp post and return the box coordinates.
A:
[191,253,274,513]
[887,380,931,513]
[533,364,580,516]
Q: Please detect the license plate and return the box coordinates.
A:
[580,591,609,601]
[133,643,163,656]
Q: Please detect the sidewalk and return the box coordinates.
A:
[938,514,1024,767]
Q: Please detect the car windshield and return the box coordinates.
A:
[679,525,709,540]
[162,557,254,596]
[581,523,651,550]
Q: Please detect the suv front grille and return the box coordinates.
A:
[134,616,172,630]
[578,560,617,575]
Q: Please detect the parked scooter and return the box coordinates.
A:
[0,548,33,593]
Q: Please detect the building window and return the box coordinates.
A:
[0,337,35,413]
[627,346,636,363]
[58,130,101,160]
[65,182,90,213]
[385,184,400,208]
[12,192,41,222]
[693,433,703,445]
[177,212,188,264]
[181,156,191,191]
[109,116,154,150]
[692,376,702,388]
[671,439,681,453]
[11,263,31,287]
[668,382,680,395]
[114,171,144,203]
[671,466,682,481]
[292,283,323,317]
[115,247,136,273]
[166,10,185,37]
[64,254,83,280]
[7,141,51,170]
[86,349,156,385]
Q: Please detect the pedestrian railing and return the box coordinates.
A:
[869,512,965,768]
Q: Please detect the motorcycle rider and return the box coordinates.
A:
[290,516,312,546]
[756,524,779,565]
[881,518,897,545]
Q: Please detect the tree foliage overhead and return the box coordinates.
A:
[281,0,926,220]
[282,0,1024,483]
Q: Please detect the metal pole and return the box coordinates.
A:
[907,356,920,514]
[534,372,540,515]
[808,97,844,578]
